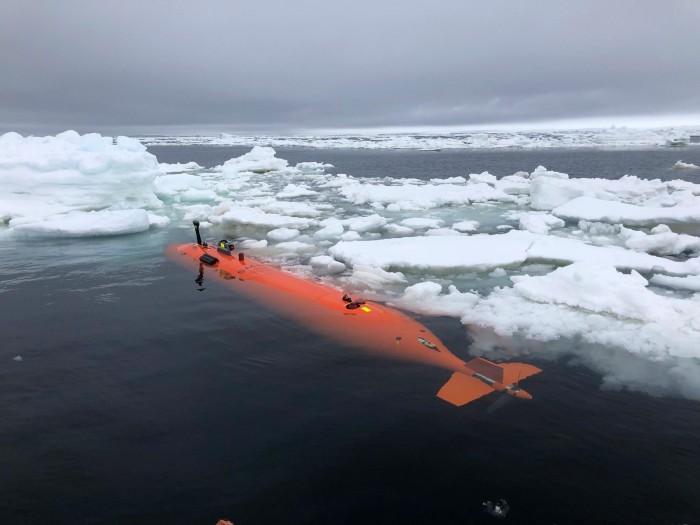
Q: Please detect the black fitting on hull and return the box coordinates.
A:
[193,220,202,245]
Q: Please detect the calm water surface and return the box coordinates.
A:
[1,147,700,524]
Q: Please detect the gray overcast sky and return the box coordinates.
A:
[2,0,700,135]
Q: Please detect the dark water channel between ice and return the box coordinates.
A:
[1,146,700,524]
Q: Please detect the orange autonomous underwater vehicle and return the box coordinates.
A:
[166,221,541,407]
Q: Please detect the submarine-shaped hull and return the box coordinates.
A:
[166,233,541,406]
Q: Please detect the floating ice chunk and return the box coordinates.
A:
[384,223,414,236]
[11,209,151,237]
[271,241,316,254]
[523,230,698,275]
[531,174,673,211]
[158,161,202,173]
[578,220,619,236]
[495,175,531,195]
[650,274,700,292]
[529,176,585,210]
[346,264,407,289]
[239,239,268,249]
[153,174,208,197]
[309,255,346,274]
[267,227,300,242]
[13,356,22,362]
[425,228,462,236]
[674,160,700,169]
[518,212,565,234]
[553,196,700,225]
[331,230,699,276]
[400,217,444,229]
[620,225,700,256]
[468,171,497,185]
[221,146,288,174]
[330,232,532,273]
[429,176,466,184]
[462,263,700,389]
[346,214,387,233]
[489,268,507,277]
[314,218,345,240]
[339,231,361,241]
[277,184,318,198]
[116,136,147,152]
[294,161,334,173]
[216,206,315,230]
[529,165,569,180]
[148,213,171,228]
[260,201,323,218]
[452,220,480,232]
[0,131,161,224]
[510,263,659,321]
[398,282,479,317]
[339,180,516,209]
[180,188,218,202]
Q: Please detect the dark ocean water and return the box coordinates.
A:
[2,147,700,524]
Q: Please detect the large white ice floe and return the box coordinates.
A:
[458,262,700,399]
[553,196,700,225]
[328,230,700,276]
[11,209,152,237]
[0,131,162,237]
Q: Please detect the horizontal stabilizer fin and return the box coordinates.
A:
[498,363,542,385]
[466,357,542,385]
[437,372,494,406]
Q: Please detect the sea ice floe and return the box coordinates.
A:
[516,212,565,234]
[456,262,700,399]
[11,209,152,237]
[267,227,300,242]
[674,160,700,169]
[0,131,161,233]
[649,274,700,292]
[451,220,480,232]
[310,255,346,275]
[212,204,316,231]
[220,146,288,174]
[158,161,202,173]
[400,217,444,229]
[329,230,700,276]
[553,196,700,225]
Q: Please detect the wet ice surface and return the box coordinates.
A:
[3,132,700,402]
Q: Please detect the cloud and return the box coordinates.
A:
[2,0,700,134]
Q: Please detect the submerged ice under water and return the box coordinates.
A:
[2,131,700,404]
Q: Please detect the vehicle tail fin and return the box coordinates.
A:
[466,357,542,385]
[436,372,494,406]
[497,362,542,386]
